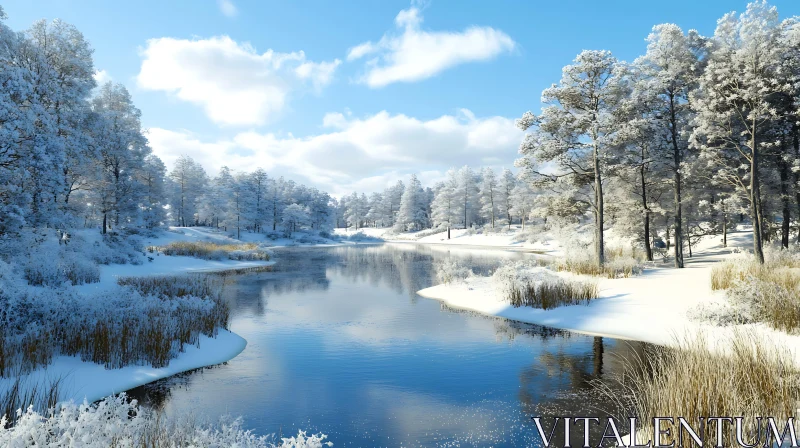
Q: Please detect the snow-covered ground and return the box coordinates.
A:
[0,331,246,405]
[335,226,562,253]
[4,228,276,405]
[417,228,800,365]
[173,226,380,248]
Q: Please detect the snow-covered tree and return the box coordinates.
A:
[89,83,150,233]
[517,50,628,266]
[139,155,167,230]
[454,166,479,229]
[496,169,516,229]
[479,167,498,228]
[395,174,427,232]
[431,169,459,238]
[282,203,309,235]
[635,23,706,267]
[510,179,537,230]
[382,181,405,227]
[690,1,787,264]
[169,155,207,227]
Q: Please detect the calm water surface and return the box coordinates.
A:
[130,244,643,447]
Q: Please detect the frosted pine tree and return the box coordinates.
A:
[479,167,498,229]
[690,1,786,264]
[431,169,459,239]
[516,50,628,266]
[454,166,479,229]
[496,169,516,229]
[395,174,426,232]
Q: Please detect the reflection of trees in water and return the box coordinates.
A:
[437,308,651,445]
[222,244,525,317]
[519,336,651,446]
[126,365,222,411]
[325,244,525,299]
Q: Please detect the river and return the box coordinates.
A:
[129,244,644,447]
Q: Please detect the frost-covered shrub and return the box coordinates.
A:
[0,394,333,447]
[703,247,800,332]
[338,231,383,243]
[686,301,755,327]
[21,245,101,287]
[434,259,473,284]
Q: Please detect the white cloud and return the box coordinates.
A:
[137,36,339,126]
[217,0,237,17]
[93,69,111,85]
[347,6,516,88]
[295,59,342,90]
[147,109,522,197]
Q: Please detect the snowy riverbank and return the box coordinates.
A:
[2,228,278,406]
[0,331,246,405]
[335,226,563,253]
[417,229,800,365]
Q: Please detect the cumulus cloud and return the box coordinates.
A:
[147,109,522,197]
[137,36,339,126]
[93,69,111,85]
[217,0,237,17]
[347,6,516,88]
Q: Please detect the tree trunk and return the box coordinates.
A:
[447,225,450,240]
[464,192,468,230]
[102,212,107,234]
[669,93,685,268]
[640,159,653,262]
[780,152,791,249]
[722,200,728,248]
[750,120,765,264]
[490,193,495,229]
[795,130,800,243]
[593,140,605,266]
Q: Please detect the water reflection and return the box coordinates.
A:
[129,244,644,447]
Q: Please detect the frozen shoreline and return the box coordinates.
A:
[416,229,800,366]
[0,330,247,405]
[2,228,278,405]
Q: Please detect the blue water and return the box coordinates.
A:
[130,244,637,447]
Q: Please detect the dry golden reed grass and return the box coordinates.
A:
[597,332,800,447]
[151,241,270,261]
[710,252,800,332]
[506,278,598,310]
[0,275,230,379]
[0,376,63,428]
[551,246,645,279]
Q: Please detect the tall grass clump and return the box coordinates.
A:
[552,245,645,279]
[493,262,598,310]
[0,376,63,428]
[707,247,800,333]
[0,269,231,378]
[152,241,270,261]
[0,393,333,447]
[434,259,474,284]
[596,332,800,447]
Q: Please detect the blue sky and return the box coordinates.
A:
[4,0,800,196]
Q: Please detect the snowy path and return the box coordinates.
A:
[417,230,800,364]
